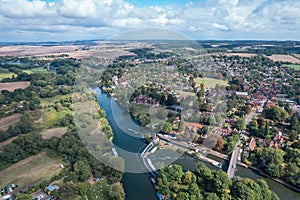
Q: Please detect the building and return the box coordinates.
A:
[235,91,249,98]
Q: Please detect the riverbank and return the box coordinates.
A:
[157,134,300,194]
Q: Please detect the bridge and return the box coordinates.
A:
[227,140,241,179]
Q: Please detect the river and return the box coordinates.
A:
[96,88,300,200]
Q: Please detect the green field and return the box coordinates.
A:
[42,107,71,127]
[0,151,62,189]
[0,67,17,80]
[23,67,47,74]
[283,64,300,70]
[195,77,229,88]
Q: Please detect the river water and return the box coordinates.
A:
[96,88,300,200]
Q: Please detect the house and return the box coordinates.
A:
[235,91,249,98]
[248,137,256,151]
[185,123,202,133]
[46,185,59,192]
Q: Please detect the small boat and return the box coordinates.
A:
[212,161,222,168]
[151,178,156,184]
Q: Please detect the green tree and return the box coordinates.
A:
[108,183,125,200]
[73,161,92,182]
[160,122,172,134]
[263,106,288,122]
[235,118,246,130]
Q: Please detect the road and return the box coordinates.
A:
[245,111,257,125]
[227,140,241,179]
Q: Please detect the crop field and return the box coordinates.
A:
[267,54,300,64]
[194,77,229,88]
[0,151,62,189]
[0,81,30,92]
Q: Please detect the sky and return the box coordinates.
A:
[0,0,299,42]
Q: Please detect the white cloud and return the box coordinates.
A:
[212,23,229,31]
[0,0,299,41]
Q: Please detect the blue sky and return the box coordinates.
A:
[0,0,299,42]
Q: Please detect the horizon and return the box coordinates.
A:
[0,0,299,42]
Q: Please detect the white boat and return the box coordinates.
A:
[212,161,222,168]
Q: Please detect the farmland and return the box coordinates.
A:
[0,151,62,189]
[194,77,229,88]
[267,54,300,64]
[0,81,31,92]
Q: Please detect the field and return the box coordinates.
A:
[267,54,300,64]
[194,77,229,88]
[222,53,257,57]
[41,127,68,139]
[0,151,62,189]
[0,81,31,92]
[283,64,300,71]
[0,114,22,131]
[42,107,71,127]
[22,67,47,74]
[0,68,17,81]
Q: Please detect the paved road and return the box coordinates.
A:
[227,140,241,179]
[245,112,257,125]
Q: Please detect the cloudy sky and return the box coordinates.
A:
[0,0,299,42]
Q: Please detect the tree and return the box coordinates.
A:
[256,179,272,200]
[160,122,172,134]
[235,118,246,130]
[231,178,262,200]
[108,183,125,200]
[212,170,232,194]
[214,136,224,151]
[73,161,92,182]
[263,106,288,122]
[177,192,189,200]
[166,94,177,106]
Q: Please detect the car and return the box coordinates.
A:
[232,165,236,168]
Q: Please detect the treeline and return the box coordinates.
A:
[156,163,279,200]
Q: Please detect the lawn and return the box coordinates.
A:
[194,77,229,88]
[283,64,300,71]
[0,151,63,189]
[22,67,47,74]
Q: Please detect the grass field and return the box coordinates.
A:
[0,113,22,131]
[42,107,71,127]
[194,77,229,88]
[0,81,31,92]
[22,67,47,74]
[40,94,72,107]
[283,64,300,70]
[41,127,68,139]
[0,151,62,189]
